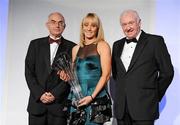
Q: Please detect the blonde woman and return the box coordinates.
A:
[70,13,111,125]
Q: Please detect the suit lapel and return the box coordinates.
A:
[116,39,127,73]
[43,37,51,74]
[127,31,148,71]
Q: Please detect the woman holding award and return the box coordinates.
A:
[59,13,111,125]
[71,13,111,125]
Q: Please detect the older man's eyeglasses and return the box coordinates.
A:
[49,20,65,27]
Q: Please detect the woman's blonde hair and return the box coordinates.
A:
[79,13,105,47]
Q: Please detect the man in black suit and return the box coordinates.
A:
[25,12,76,125]
[112,10,174,125]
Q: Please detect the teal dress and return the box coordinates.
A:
[70,43,106,125]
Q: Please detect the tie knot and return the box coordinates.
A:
[49,38,61,44]
[126,38,137,44]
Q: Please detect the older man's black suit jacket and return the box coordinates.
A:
[112,31,174,120]
[25,36,76,116]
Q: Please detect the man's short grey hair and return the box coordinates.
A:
[120,9,141,22]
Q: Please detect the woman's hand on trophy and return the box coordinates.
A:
[57,70,70,82]
[77,96,93,107]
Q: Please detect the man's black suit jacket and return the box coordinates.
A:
[25,36,76,116]
[112,31,174,120]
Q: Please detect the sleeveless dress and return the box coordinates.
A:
[70,43,106,125]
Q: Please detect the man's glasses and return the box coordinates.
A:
[49,20,65,27]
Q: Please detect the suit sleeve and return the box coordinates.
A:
[155,36,174,101]
[25,41,44,101]
[50,80,70,101]
[45,70,70,102]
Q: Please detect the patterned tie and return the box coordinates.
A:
[125,38,137,44]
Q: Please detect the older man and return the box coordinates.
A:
[25,12,76,125]
[112,10,174,125]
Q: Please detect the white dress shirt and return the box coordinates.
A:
[121,31,141,71]
[49,36,60,65]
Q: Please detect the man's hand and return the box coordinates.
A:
[40,92,55,104]
[57,70,70,82]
